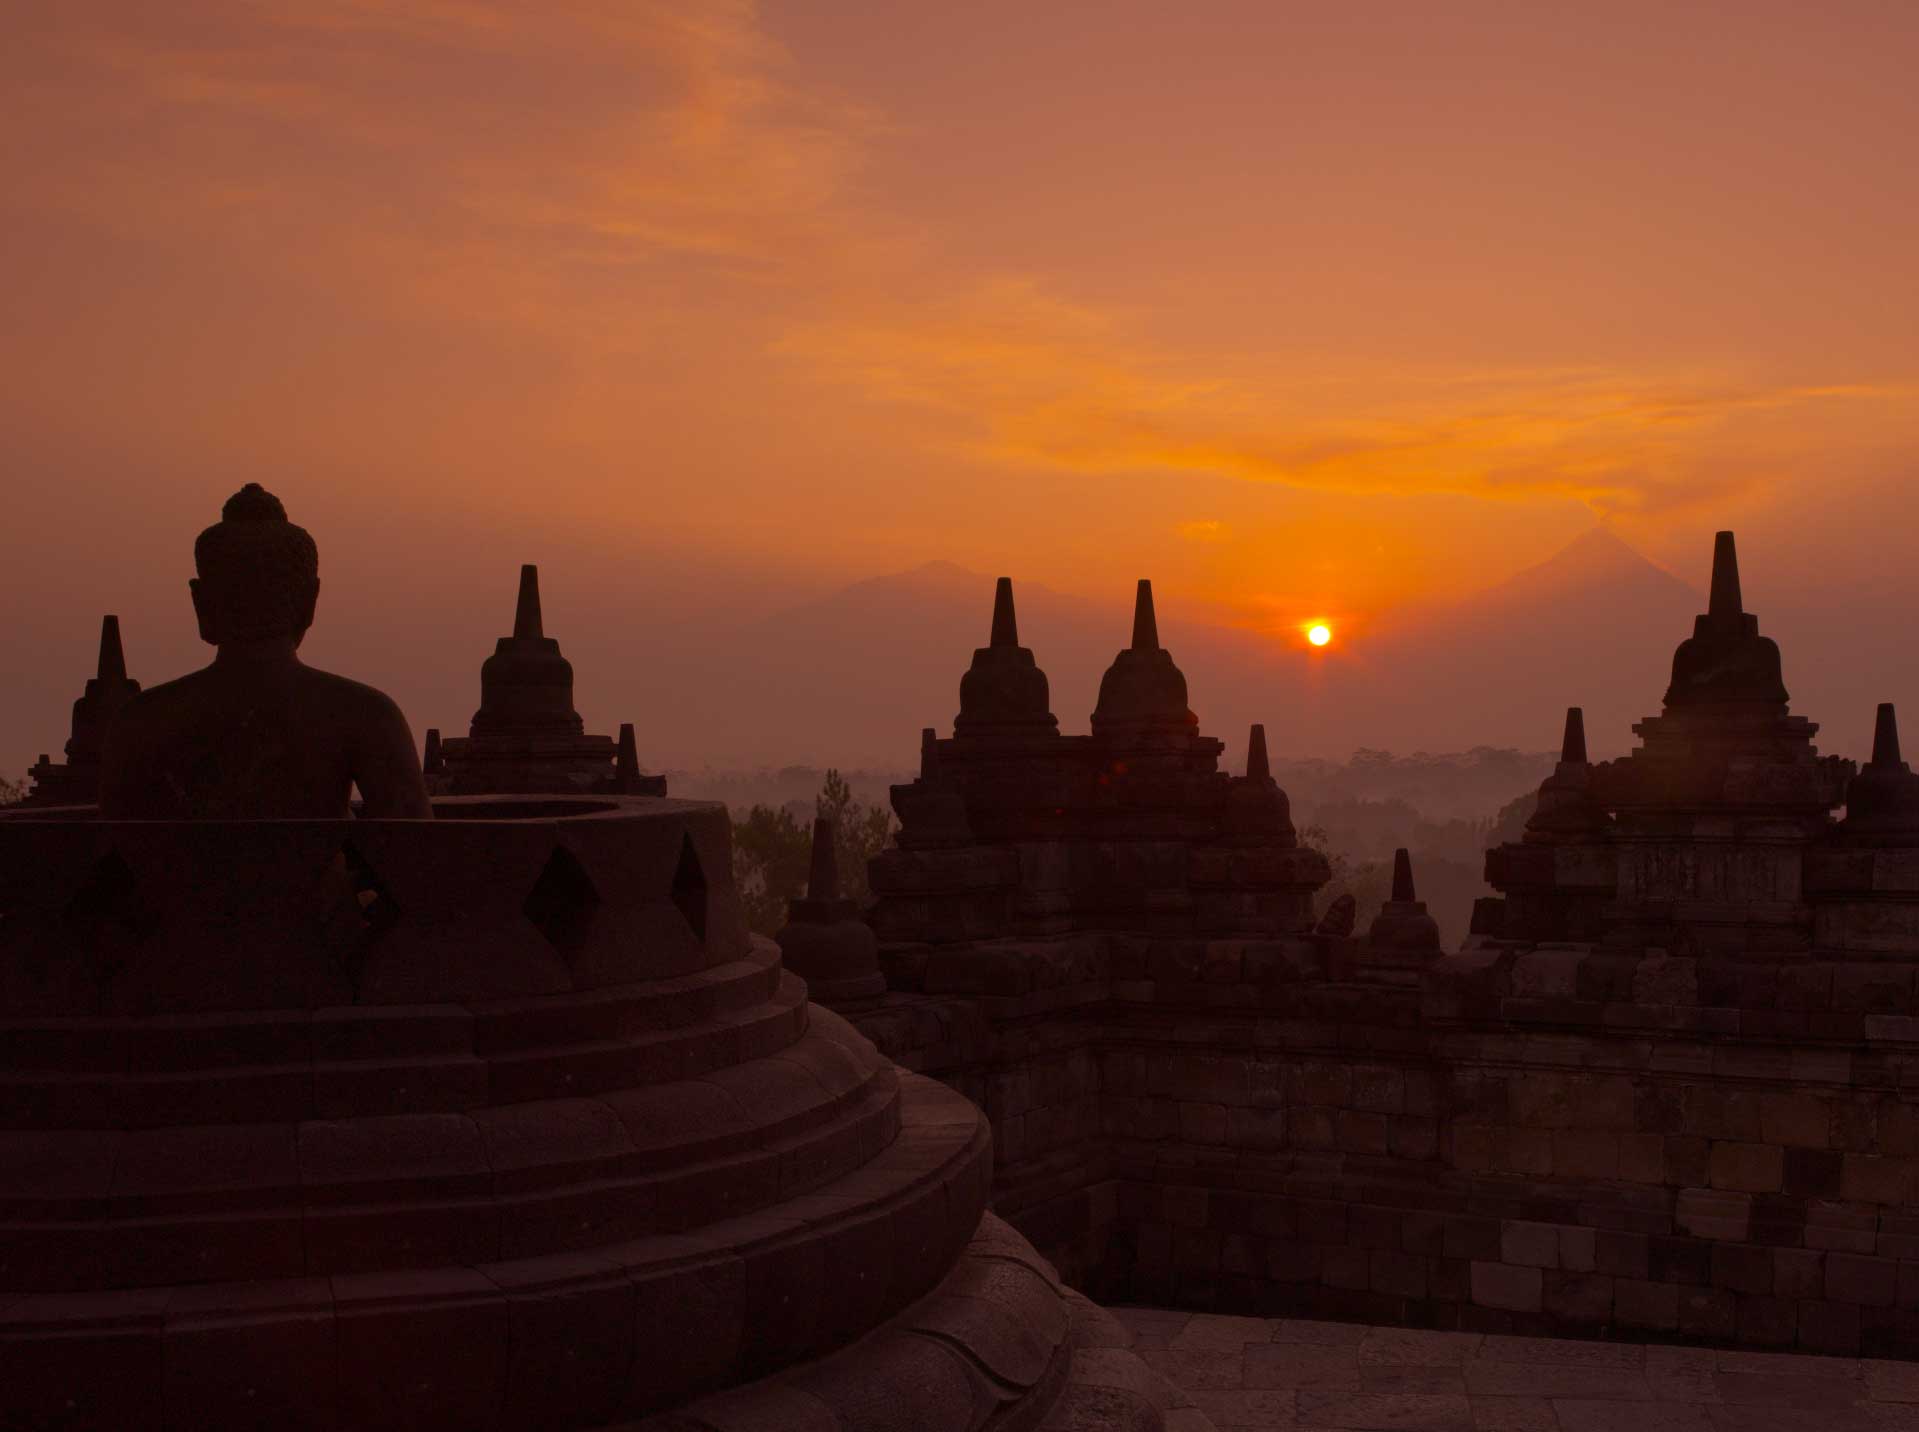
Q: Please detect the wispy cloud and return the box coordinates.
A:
[784,280,1919,517]
[1177,520,1227,541]
[5,0,886,344]
[7,1,1916,526]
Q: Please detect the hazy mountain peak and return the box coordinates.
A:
[902,559,981,581]
[1482,526,1694,604]
[841,559,987,597]
[1555,525,1644,565]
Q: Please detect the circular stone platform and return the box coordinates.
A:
[0,799,975,1427]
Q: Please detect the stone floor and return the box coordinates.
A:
[1110,1307,1919,1431]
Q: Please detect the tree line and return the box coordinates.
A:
[730,768,896,935]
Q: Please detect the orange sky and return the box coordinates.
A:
[5,2,1919,770]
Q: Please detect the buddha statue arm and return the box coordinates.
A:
[355,694,434,818]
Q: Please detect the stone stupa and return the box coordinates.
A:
[25,615,140,806]
[1089,580,1200,750]
[774,815,885,1004]
[0,497,1189,1431]
[1363,846,1442,973]
[1841,703,1919,840]
[437,564,663,797]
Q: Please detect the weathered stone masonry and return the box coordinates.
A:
[847,538,1919,1359]
[0,489,1206,1432]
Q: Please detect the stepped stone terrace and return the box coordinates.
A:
[0,488,1189,1432]
[842,540,1919,1364]
[13,507,1919,1432]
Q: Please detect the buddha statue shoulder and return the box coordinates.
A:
[99,485,433,819]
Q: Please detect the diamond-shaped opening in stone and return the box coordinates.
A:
[340,842,402,937]
[63,849,152,942]
[524,844,601,955]
[671,833,707,943]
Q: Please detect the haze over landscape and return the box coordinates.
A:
[6,2,1918,779]
[18,12,1919,1416]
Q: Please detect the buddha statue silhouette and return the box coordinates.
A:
[100,485,433,818]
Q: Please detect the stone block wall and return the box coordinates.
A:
[856,938,1115,1286]
[851,934,1919,1358]
[1809,846,1919,953]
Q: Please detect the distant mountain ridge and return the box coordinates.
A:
[10,525,1892,796]
[610,526,1706,774]
[1333,526,1703,758]
[1465,526,1697,606]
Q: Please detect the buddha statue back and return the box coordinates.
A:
[100,485,432,819]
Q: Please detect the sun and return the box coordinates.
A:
[1307,623,1332,648]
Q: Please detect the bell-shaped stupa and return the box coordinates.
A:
[1592,531,1850,825]
[25,615,140,806]
[1223,722,1296,844]
[954,576,1059,739]
[1090,580,1198,746]
[1663,530,1790,711]
[0,501,1162,1431]
[1483,531,1853,953]
[1524,707,1609,841]
[1842,703,1919,840]
[1366,847,1442,963]
[474,564,584,738]
[891,725,974,848]
[776,816,885,1004]
[438,564,663,795]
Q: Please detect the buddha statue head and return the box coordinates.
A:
[190,484,320,648]
[98,483,433,819]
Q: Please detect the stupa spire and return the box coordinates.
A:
[97,616,126,683]
[1131,580,1159,651]
[26,613,143,805]
[1223,719,1295,844]
[1662,529,1787,710]
[422,728,444,775]
[453,560,594,778]
[1093,577,1194,741]
[1844,702,1919,837]
[1874,703,1902,768]
[891,726,971,848]
[1247,723,1271,782]
[1367,846,1440,959]
[1561,707,1587,765]
[808,817,840,901]
[990,577,1019,648]
[1392,847,1416,903]
[1708,531,1743,619]
[956,578,1057,737]
[777,813,883,1003]
[1525,707,1608,842]
[513,564,544,640]
[617,723,640,786]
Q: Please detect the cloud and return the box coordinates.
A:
[784,280,1919,517]
[1177,520,1227,541]
[8,0,1917,530]
[4,0,886,346]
